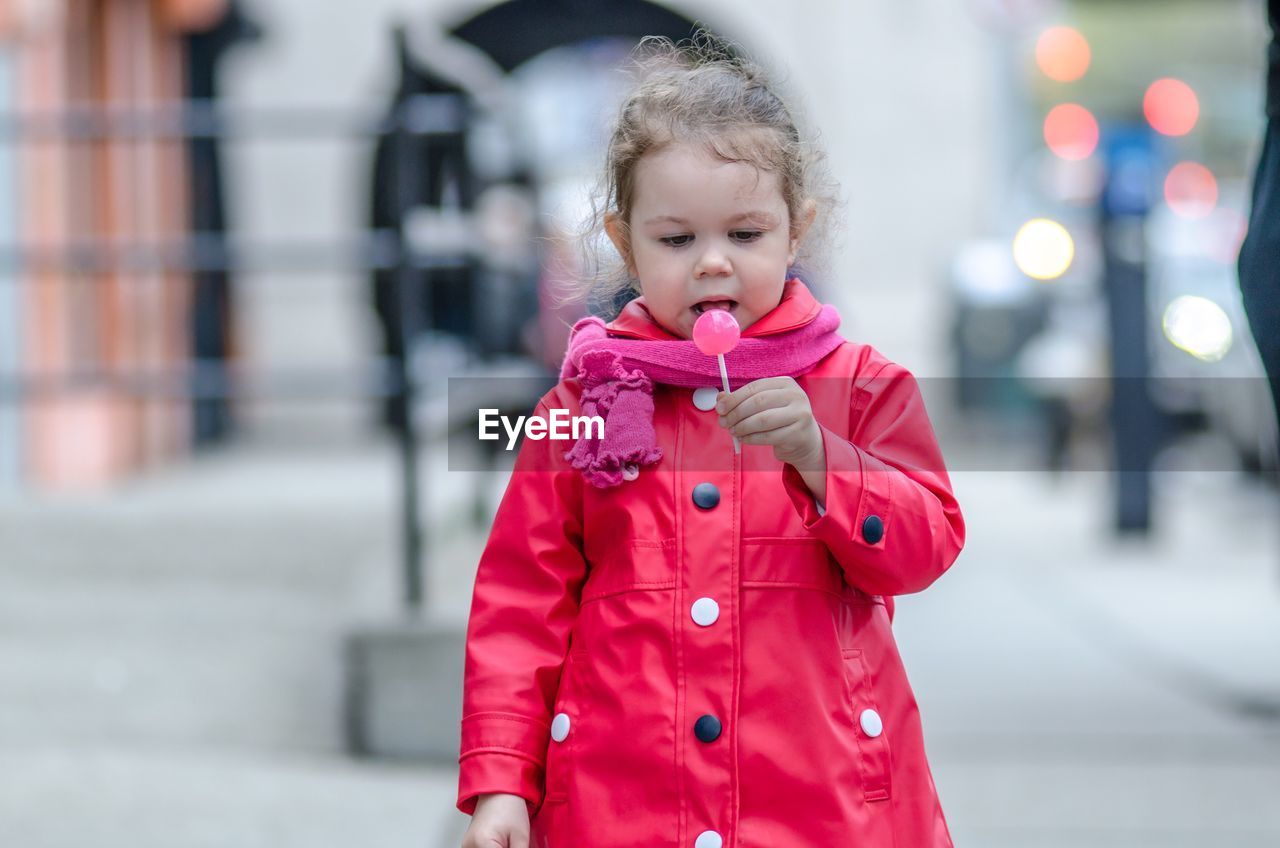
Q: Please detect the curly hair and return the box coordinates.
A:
[560,29,843,311]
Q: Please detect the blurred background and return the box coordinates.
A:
[1,0,1278,845]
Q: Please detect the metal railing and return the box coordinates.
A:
[0,93,476,614]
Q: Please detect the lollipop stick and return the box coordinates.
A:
[717,353,740,454]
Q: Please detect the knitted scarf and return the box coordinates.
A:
[558,303,844,487]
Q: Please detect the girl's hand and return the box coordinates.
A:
[716,377,825,470]
[462,793,530,848]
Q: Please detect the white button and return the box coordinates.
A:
[691,597,720,626]
[622,464,639,481]
[859,708,883,738]
[694,831,723,848]
[692,386,719,411]
[551,712,571,742]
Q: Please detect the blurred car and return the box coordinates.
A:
[1147,191,1279,472]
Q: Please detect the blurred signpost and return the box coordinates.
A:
[1098,121,1164,533]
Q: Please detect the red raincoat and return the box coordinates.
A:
[458,279,965,847]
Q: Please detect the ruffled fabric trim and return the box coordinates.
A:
[563,350,664,489]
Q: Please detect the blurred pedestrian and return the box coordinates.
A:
[1238,0,1280,460]
[457,32,965,848]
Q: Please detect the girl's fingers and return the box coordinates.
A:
[736,419,806,445]
[718,387,796,428]
[471,831,505,848]
[729,407,798,437]
[715,378,795,417]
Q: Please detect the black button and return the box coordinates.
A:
[692,482,720,510]
[862,514,884,544]
[694,714,722,742]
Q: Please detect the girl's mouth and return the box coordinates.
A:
[692,300,737,315]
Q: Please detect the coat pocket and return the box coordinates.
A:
[580,540,676,603]
[542,648,587,806]
[841,647,893,802]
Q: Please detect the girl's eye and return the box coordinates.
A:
[659,231,762,248]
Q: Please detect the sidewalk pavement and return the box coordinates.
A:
[896,468,1280,846]
[2,429,1277,847]
[0,432,485,848]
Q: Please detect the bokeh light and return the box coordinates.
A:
[1144,78,1199,136]
[1164,161,1218,219]
[1043,103,1099,160]
[1013,218,1075,280]
[1162,295,1233,362]
[1035,26,1091,82]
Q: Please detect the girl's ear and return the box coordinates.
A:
[604,212,636,275]
[787,199,818,265]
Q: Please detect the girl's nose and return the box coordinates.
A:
[695,248,732,278]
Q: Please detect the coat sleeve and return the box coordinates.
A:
[456,393,587,818]
[781,360,965,597]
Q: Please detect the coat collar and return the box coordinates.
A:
[604,277,822,341]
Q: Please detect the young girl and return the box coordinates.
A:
[458,36,965,848]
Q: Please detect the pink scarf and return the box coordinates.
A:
[558,304,844,487]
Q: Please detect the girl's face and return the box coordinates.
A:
[606,142,815,339]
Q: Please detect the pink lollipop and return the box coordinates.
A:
[693,309,742,454]
[693,308,740,356]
